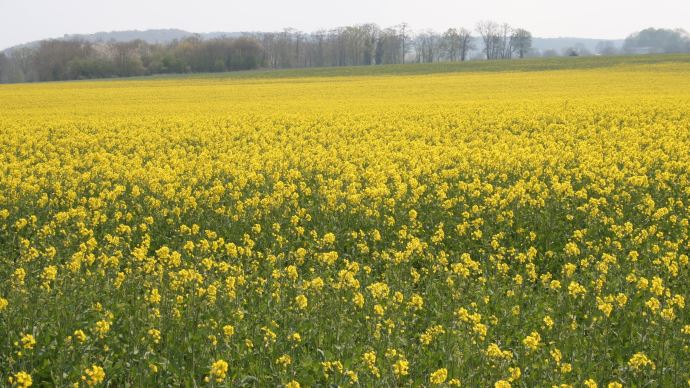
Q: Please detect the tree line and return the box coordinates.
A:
[0,21,533,83]
[1,23,689,83]
[0,37,263,83]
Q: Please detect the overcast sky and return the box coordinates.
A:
[1,0,689,50]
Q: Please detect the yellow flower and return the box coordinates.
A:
[495,380,512,388]
[628,352,655,371]
[615,293,628,307]
[650,277,664,296]
[564,242,580,256]
[567,281,586,298]
[362,351,380,377]
[9,371,33,388]
[509,367,521,381]
[285,381,301,388]
[522,331,541,351]
[393,359,409,377]
[82,365,105,386]
[661,306,676,321]
[19,333,36,350]
[295,294,308,310]
[430,368,448,385]
[146,288,161,304]
[393,291,404,304]
[550,348,562,364]
[13,267,27,284]
[322,232,336,245]
[367,282,390,300]
[41,266,58,280]
[40,265,58,290]
[487,343,512,360]
[473,323,487,339]
[345,370,358,383]
[285,265,298,281]
[563,262,577,278]
[276,354,292,368]
[597,297,613,317]
[645,297,661,312]
[207,359,228,383]
[148,328,161,344]
[421,325,445,345]
[223,324,235,338]
[352,292,365,308]
[584,379,598,388]
[321,360,343,378]
[73,330,88,343]
[94,320,110,338]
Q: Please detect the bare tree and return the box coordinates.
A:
[32,40,94,81]
[12,47,36,81]
[109,40,146,76]
[275,28,297,68]
[398,23,410,64]
[0,51,28,82]
[376,28,403,64]
[415,30,441,63]
[476,21,500,60]
[360,24,380,65]
[499,23,513,59]
[442,28,460,61]
[293,30,305,67]
[510,28,532,58]
[458,28,475,61]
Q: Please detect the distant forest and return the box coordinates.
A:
[1,23,689,83]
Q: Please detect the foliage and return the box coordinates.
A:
[624,28,690,54]
[0,37,264,83]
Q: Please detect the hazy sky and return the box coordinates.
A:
[2,0,689,49]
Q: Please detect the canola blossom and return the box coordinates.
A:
[1,59,690,386]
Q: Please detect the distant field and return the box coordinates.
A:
[137,53,690,80]
[1,55,690,387]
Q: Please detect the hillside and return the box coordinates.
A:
[2,29,247,53]
[2,28,622,54]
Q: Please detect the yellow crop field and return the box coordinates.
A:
[1,60,690,387]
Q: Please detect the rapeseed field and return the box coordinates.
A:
[1,59,690,387]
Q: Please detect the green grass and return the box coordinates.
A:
[138,53,690,81]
